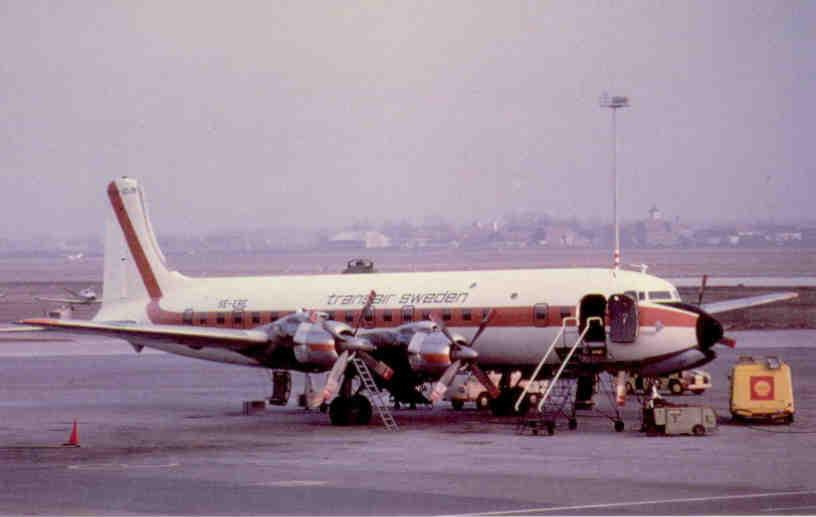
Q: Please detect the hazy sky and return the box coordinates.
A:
[1,1,813,237]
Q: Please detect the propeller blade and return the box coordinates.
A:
[429,360,461,403]
[353,290,377,335]
[469,363,500,399]
[308,350,351,409]
[719,336,737,348]
[697,274,708,306]
[469,309,495,347]
[358,350,394,381]
[428,313,457,344]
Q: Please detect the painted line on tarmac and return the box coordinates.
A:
[456,490,816,516]
[254,480,328,487]
[68,462,180,470]
[760,504,816,512]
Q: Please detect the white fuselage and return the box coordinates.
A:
[99,267,698,371]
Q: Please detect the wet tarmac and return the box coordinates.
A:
[0,332,815,515]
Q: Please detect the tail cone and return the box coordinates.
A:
[62,420,80,447]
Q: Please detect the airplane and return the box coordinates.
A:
[18,178,797,427]
[36,287,101,306]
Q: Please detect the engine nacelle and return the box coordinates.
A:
[406,331,467,376]
[293,322,338,369]
[639,348,716,377]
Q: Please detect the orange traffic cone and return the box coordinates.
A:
[62,420,80,447]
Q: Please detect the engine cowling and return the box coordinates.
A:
[407,331,452,375]
[293,322,338,369]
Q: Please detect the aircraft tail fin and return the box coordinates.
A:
[97,178,187,320]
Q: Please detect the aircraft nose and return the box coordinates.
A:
[696,311,723,350]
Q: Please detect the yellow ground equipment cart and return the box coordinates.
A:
[730,356,794,424]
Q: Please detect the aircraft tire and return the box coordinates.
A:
[669,380,684,395]
[490,387,526,416]
[329,397,351,426]
[476,392,491,410]
[350,394,372,425]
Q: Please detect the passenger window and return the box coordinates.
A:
[182,308,193,325]
[442,309,452,321]
[269,312,279,321]
[216,314,225,325]
[402,305,414,322]
[199,317,207,325]
[462,308,472,321]
[383,310,393,322]
[251,312,261,324]
[638,292,645,301]
[233,314,243,325]
[345,311,355,323]
[533,303,549,325]
[421,310,431,321]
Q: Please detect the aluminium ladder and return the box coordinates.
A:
[351,356,399,432]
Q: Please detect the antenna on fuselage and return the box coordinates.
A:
[600,92,630,270]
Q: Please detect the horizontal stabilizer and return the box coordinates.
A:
[0,325,48,332]
[19,318,269,349]
[35,297,102,305]
[701,292,798,315]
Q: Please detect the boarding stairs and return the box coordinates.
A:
[351,355,399,432]
[514,316,604,416]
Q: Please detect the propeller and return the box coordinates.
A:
[697,274,708,306]
[307,290,394,408]
[427,309,498,403]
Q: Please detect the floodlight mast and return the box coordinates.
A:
[600,93,630,270]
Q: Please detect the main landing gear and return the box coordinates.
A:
[329,394,372,426]
[328,369,373,426]
[489,373,535,416]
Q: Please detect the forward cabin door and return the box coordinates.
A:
[608,293,638,343]
[579,294,607,343]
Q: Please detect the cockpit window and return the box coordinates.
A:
[648,290,673,300]
[638,291,645,301]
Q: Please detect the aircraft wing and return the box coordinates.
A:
[34,297,102,305]
[701,292,798,315]
[18,318,270,349]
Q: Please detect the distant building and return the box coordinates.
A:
[640,205,683,247]
[543,224,591,248]
[327,231,391,249]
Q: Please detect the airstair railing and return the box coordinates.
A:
[514,317,577,412]
[531,316,604,413]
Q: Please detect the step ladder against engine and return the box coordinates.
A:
[350,355,399,432]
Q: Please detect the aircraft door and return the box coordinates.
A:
[579,294,606,343]
[608,294,638,343]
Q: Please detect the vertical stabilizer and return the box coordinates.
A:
[103,178,186,301]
